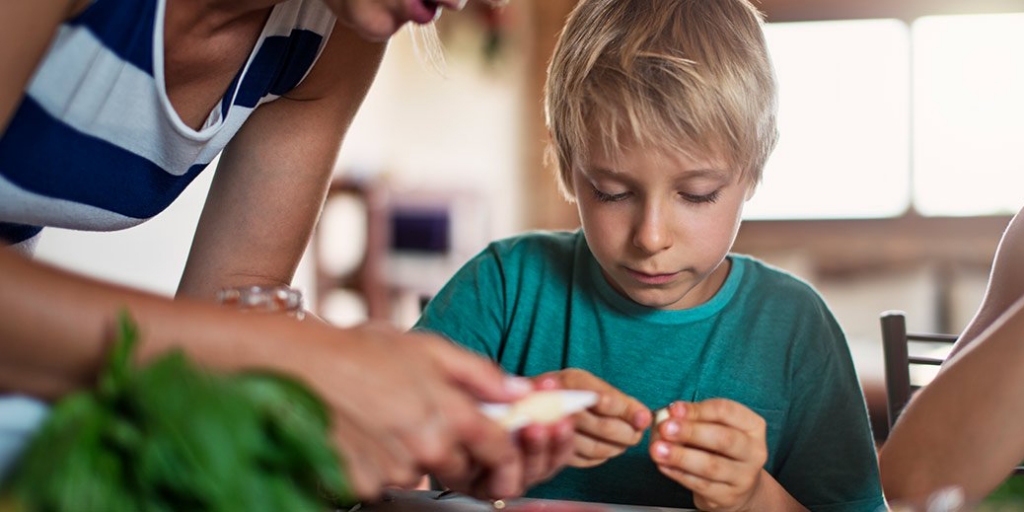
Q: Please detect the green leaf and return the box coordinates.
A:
[7,311,354,511]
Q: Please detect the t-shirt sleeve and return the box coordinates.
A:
[775,300,886,512]
[412,244,508,360]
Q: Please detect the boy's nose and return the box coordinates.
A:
[632,205,672,254]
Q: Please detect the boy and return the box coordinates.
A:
[415,0,884,510]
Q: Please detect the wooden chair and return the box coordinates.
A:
[880,309,958,440]
[880,309,1024,474]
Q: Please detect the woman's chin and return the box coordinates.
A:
[339,12,402,42]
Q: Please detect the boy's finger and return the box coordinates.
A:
[575,411,646,446]
[571,431,631,466]
[650,441,745,486]
[655,463,736,502]
[593,393,652,429]
[544,369,651,429]
[670,399,766,436]
[658,419,764,464]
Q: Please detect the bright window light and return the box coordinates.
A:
[912,14,1024,217]
[745,20,911,220]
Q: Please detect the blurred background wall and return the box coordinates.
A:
[33,0,1024,439]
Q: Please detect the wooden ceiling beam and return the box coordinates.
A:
[756,0,1024,23]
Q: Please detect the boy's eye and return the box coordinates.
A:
[592,187,630,203]
[681,190,721,204]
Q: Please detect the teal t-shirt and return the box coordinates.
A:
[414,231,883,512]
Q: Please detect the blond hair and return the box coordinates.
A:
[545,0,778,199]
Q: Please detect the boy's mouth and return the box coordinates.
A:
[624,267,679,286]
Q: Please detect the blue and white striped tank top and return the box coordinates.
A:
[0,0,336,253]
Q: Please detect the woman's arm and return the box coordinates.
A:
[0,246,528,499]
[880,207,1024,504]
[177,21,385,299]
[949,207,1024,359]
[175,21,534,497]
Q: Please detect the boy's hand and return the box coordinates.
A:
[649,400,770,512]
[536,369,651,468]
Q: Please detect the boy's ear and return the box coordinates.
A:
[745,182,761,201]
[744,181,758,201]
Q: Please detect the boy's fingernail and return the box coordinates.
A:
[653,442,670,460]
[505,376,533,395]
[663,420,680,436]
[634,410,651,428]
[670,402,687,418]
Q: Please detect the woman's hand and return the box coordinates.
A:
[288,321,533,500]
[535,369,651,468]
[514,375,578,486]
[651,400,794,512]
[432,374,578,494]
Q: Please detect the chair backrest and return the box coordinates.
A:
[880,310,958,439]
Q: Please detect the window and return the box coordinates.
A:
[747,14,1024,220]
[913,13,1024,217]
[748,20,910,220]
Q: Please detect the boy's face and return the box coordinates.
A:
[574,141,753,310]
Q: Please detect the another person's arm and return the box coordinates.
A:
[880,207,1024,504]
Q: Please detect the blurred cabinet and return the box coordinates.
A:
[313,178,491,328]
[313,179,390,325]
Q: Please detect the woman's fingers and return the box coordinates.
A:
[416,334,533,402]
[518,418,575,484]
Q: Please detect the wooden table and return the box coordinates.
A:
[346,489,695,512]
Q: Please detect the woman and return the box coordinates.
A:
[0,0,571,501]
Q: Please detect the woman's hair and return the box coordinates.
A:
[545,0,779,199]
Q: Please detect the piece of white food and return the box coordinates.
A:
[480,390,598,431]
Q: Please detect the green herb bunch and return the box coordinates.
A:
[5,312,353,512]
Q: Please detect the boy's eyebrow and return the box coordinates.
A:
[586,165,731,182]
